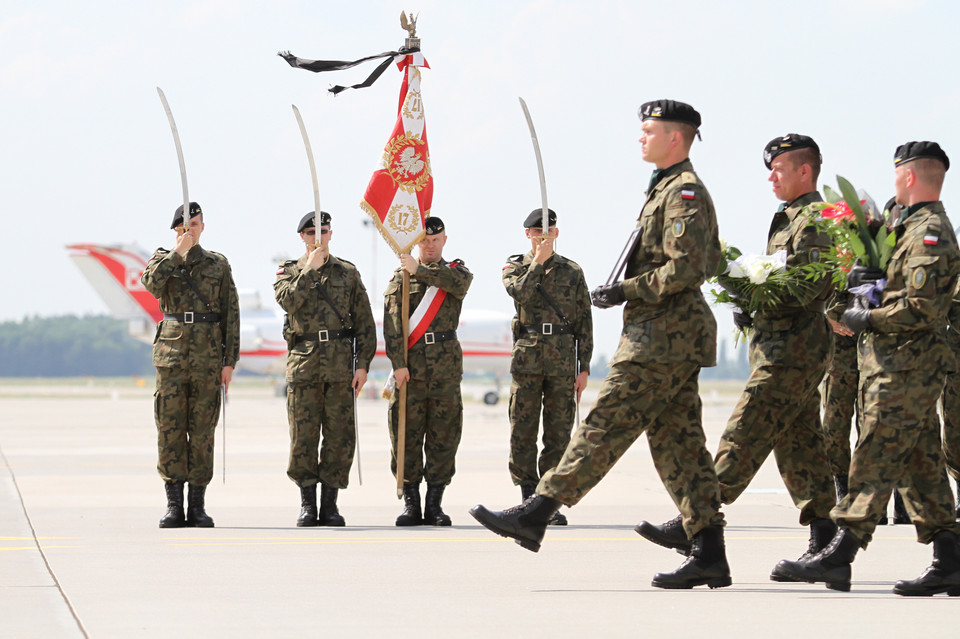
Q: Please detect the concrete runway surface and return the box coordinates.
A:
[0,378,955,638]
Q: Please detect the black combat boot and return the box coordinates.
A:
[834,475,848,502]
[772,528,860,591]
[520,484,536,501]
[770,518,838,581]
[159,481,186,528]
[186,484,215,528]
[635,514,693,555]
[423,484,452,526]
[396,483,423,526]
[893,490,911,525]
[296,484,318,527]
[520,484,565,525]
[318,484,345,527]
[469,494,562,552]
[651,525,732,589]
[893,531,960,596]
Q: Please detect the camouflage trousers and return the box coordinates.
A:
[387,378,462,486]
[154,366,221,486]
[539,360,723,538]
[821,334,860,477]
[714,361,836,525]
[508,373,575,488]
[940,365,960,484]
[835,367,960,546]
[286,380,356,489]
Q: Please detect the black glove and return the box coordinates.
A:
[733,310,753,331]
[591,283,626,309]
[847,265,884,290]
[841,305,872,333]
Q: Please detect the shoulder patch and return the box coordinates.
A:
[923,234,940,246]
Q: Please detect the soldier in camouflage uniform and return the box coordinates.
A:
[141,202,240,529]
[384,216,472,526]
[502,208,593,526]
[639,134,838,583]
[778,141,960,595]
[472,100,731,590]
[274,211,376,527]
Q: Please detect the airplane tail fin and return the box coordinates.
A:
[66,243,162,342]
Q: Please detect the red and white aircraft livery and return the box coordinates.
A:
[66,244,513,392]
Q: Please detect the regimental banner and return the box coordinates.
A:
[360,53,433,256]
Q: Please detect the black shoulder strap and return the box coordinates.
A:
[179,265,212,310]
[535,282,570,326]
[315,279,349,329]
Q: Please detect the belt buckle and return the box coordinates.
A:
[424,332,435,345]
[318,329,329,342]
[542,323,553,335]
[183,311,194,324]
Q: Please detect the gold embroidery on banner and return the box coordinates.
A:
[403,89,424,121]
[382,133,431,193]
[386,204,420,235]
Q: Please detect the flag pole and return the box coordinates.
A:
[395,12,421,499]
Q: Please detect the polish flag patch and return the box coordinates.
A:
[923,235,939,245]
[681,189,696,200]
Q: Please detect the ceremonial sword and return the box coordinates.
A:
[158,87,230,482]
[518,97,581,424]
[292,105,363,485]
[518,97,549,234]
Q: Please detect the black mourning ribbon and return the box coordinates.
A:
[278,47,420,95]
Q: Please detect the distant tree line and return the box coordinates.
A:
[0,315,153,377]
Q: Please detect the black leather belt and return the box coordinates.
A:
[523,323,572,336]
[295,329,354,344]
[417,330,457,345]
[163,312,221,324]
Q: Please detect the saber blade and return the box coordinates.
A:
[518,97,549,235]
[292,104,322,242]
[156,87,190,229]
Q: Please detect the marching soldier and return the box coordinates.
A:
[778,141,960,595]
[637,134,838,582]
[384,216,472,526]
[472,100,731,589]
[141,202,240,528]
[275,211,376,527]
[502,208,593,525]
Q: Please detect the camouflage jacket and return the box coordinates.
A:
[859,202,960,376]
[141,244,240,370]
[757,191,833,317]
[610,159,721,367]
[502,251,593,377]
[383,258,472,382]
[274,254,377,383]
[749,192,833,369]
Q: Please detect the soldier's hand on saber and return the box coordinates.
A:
[221,365,234,393]
[533,236,554,265]
[305,243,329,270]
[393,367,410,388]
[352,368,368,397]
[400,253,419,276]
[573,370,588,403]
[174,225,197,258]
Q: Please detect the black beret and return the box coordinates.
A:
[425,216,445,235]
[638,99,701,130]
[298,211,332,233]
[894,141,950,171]
[171,202,202,229]
[523,208,557,228]
[763,134,821,169]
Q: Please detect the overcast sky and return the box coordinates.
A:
[3,0,958,361]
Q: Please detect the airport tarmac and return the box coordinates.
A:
[0,378,956,639]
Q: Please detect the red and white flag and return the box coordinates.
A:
[360,52,433,256]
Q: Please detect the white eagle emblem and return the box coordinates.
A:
[394,146,424,177]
